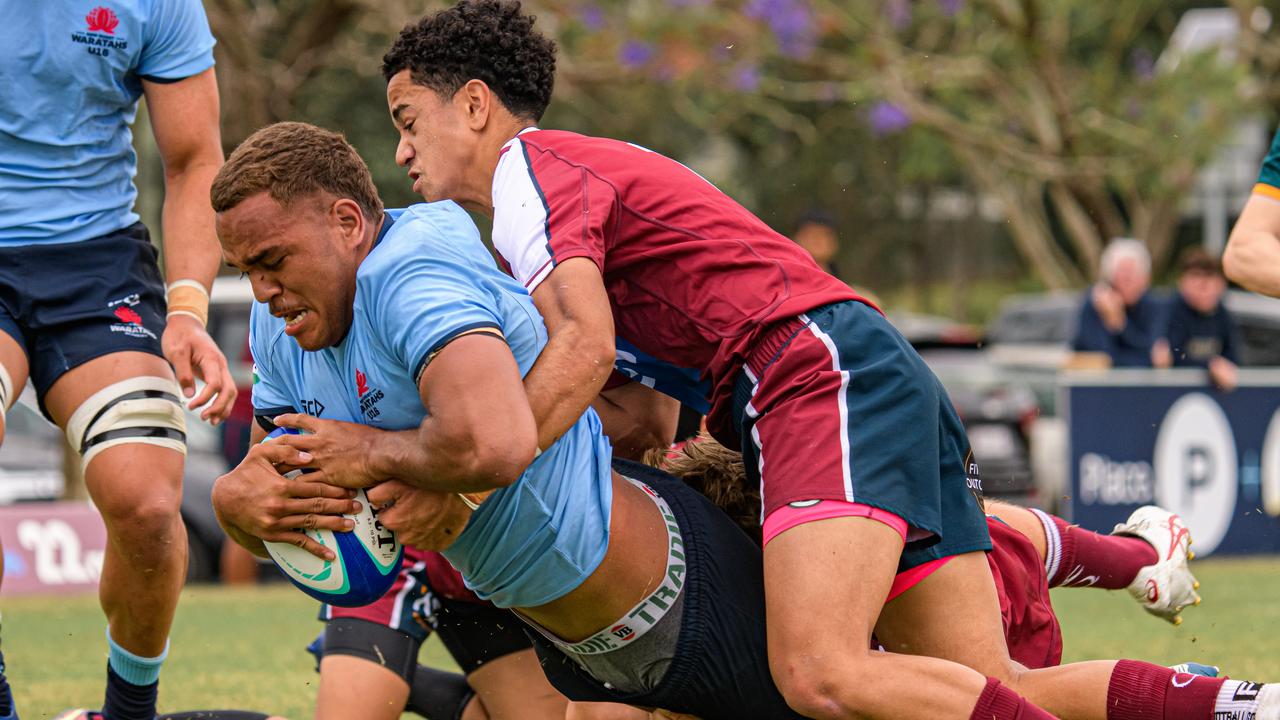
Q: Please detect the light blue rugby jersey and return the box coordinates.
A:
[250,202,614,609]
[0,1,215,244]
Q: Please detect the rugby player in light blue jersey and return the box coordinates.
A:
[208,122,801,720]
[0,3,237,719]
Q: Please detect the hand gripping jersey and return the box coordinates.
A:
[250,202,614,609]
[0,0,215,244]
[489,129,866,435]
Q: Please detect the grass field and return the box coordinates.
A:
[4,556,1280,719]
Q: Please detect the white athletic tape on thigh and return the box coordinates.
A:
[543,477,685,656]
[0,362,11,420]
[65,376,187,468]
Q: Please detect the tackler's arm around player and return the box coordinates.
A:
[143,66,237,423]
[521,258,617,451]
[211,436,361,560]
[279,332,539,496]
[363,480,473,551]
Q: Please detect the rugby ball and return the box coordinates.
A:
[260,427,402,607]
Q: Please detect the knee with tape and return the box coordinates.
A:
[65,376,187,470]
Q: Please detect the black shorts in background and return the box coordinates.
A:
[527,460,803,720]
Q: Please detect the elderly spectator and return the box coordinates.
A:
[1071,238,1163,367]
[1153,248,1239,391]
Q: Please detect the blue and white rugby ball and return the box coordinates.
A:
[260,427,402,607]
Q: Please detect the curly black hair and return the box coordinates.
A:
[383,1,556,122]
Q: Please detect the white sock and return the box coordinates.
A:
[1256,684,1280,720]
[1215,680,1276,720]
[1029,508,1063,584]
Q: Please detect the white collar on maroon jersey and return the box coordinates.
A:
[500,126,540,153]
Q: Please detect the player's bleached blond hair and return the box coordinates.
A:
[645,433,761,546]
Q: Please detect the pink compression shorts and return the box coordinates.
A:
[763,499,955,602]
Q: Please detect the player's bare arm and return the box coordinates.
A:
[143,67,236,422]
[524,258,617,450]
[277,332,537,494]
[591,380,680,461]
[1224,194,1280,296]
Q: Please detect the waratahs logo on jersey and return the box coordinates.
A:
[85,7,119,34]
[73,6,128,57]
[355,368,386,421]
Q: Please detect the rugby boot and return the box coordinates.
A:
[1169,662,1219,677]
[1112,506,1201,624]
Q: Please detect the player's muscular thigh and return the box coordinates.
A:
[874,551,1021,682]
[43,351,178,428]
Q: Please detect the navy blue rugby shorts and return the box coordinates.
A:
[0,223,167,412]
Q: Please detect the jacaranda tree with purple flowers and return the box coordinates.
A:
[545,0,1273,287]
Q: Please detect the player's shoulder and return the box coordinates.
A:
[357,202,510,305]
[360,202,482,273]
[513,129,642,166]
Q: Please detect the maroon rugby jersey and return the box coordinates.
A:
[490,128,866,435]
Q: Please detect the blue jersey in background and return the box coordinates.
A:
[0,1,215,244]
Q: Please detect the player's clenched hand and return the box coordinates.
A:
[212,439,360,560]
[162,313,237,424]
[366,480,472,551]
[272,413,385,489]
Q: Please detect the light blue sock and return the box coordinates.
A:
[106,627,168,686]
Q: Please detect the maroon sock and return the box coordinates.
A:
[1042,513,1157,589]
[969,677,1058,720]
[1105,659,1227,720]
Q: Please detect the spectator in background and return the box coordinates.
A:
[1153,248,1239,391]
[792,209,842,279]
[1070,238,1163,367]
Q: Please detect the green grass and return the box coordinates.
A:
[3,585,456,719]
[1051,556,1280,679]
[4,556,1279,719]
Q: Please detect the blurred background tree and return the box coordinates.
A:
[134,0,1280,322]
[544,0,1270,291]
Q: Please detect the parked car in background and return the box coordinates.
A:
[987,288,1280,372]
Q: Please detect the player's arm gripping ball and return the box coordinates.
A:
[257,428,406,607]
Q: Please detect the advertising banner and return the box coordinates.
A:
[1066,370,1280,556]
[0,502,106,595]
